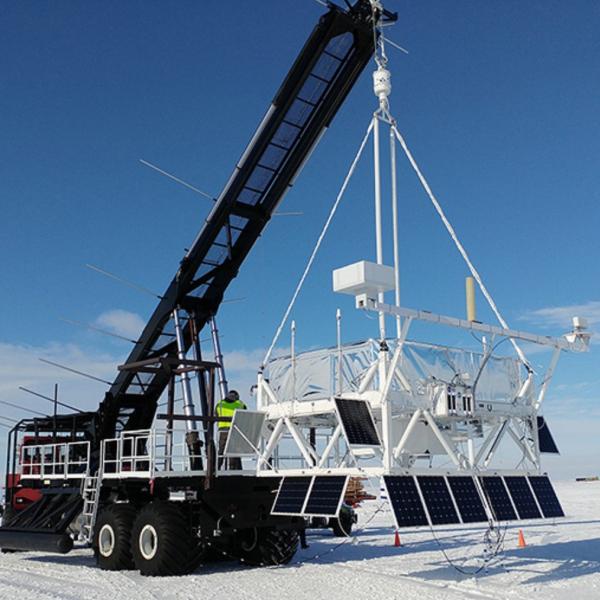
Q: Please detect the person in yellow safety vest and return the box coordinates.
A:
[216,390,246,470]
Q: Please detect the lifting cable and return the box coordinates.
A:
[261,119,375,369]
[391,125,532,372]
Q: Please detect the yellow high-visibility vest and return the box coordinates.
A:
[216,399,246,429]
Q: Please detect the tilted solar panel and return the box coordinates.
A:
[384,476,429,528]
[504,476,542,520]
[528,475,565,518]
[272,476,312,515]
[447,476,488,524]
[537,416,559,454]
[479,476,517,521]
[417,476,460,525]
[303,476,348,516]
[335,398,380,446]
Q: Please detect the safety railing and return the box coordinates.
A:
[19,441,90,479]
[101,429,206,479]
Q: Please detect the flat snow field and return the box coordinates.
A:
[0,480,598,600]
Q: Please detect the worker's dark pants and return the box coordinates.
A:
[218,430,242,470]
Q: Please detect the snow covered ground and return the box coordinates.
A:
[0,480,598,600]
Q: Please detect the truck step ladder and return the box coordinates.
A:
[80,471,102,544]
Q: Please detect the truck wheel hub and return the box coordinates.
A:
[139,524,158,560]
[98,524,115,557]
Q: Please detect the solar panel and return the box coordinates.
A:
[447,476,488,523]
[271,476,312,515]
[335,398,380,446]
[383,476,428,528]
[504,476,542,520]
[479,476,517,521]
[223,410,266,456]
[417,476,460,525]
[528,476,565,518]
[303,476,348,516]
[537,416,559,454]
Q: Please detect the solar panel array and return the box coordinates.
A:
[384,476,429,528]
[417,476,460,525]
[447,476,488,523]
[304,476,348,516]
[334,398,381,446]
[383,474,563,530]
[529,476,565,518]
[272,477,312,515]
[271,475,348,517]
[504,476,542,520]
[479,476,517,521]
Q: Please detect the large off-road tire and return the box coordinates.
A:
[235,527,299,566]
[94,503,136,570]
[131,501,202,576]
[331,506,354,537]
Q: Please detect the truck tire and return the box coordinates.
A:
[94,504,136,570]
[131,501,201,576]
[331,509,354,537]
[235,527,299,566]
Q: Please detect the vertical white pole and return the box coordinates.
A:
[291,320,296,401]
[336,309,343,396]
[390,126,401,339]
[173,309,198,434]
[209,316,228,402]
[373,114,391,471]
[373,115,386,342]
[256,371,263,410]
[467,437,475,468]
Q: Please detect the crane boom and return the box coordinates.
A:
[96,1,390,441]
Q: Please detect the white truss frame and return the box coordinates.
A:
[251,308,590,481]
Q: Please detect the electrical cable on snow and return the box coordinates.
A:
[427,520,508,576]
[272,501,389,567]
[198,501,387,570]
[261,120,374,368]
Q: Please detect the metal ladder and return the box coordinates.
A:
[80,462,103,544]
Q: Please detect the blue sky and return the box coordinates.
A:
[0,1,599,479]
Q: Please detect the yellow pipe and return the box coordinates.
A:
[466,276,476,322]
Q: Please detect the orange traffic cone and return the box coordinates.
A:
[517,529,527,548]
[394,530,401,547]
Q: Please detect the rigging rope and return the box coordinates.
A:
[261,119,375,368]
[391,125,531,371]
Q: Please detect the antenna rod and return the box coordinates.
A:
[382,36,409,55]
[38,358,112,386]
[19,386,84,413]
[85,263,162,299]
[0,399,47,417]
[140,159,302,217]
[0,415,18,424]
[60,318,138,344]
[140,159,216,201]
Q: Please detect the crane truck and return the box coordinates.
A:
[0,0,397,575]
